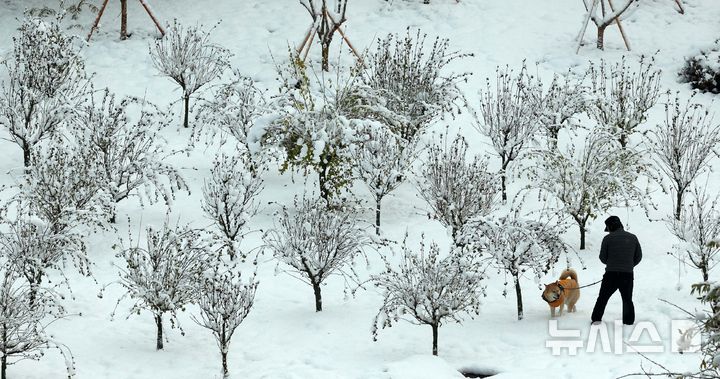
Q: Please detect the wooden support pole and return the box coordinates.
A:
[297,21,316,55]
[87,0,110,42]
[576,0,598,54]
[326,12,363,63]
[139,0,166,36]
[607,0,631,51]
[674,0,685,14]
[302,28,316,62]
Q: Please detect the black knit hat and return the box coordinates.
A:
[604,216,623,232]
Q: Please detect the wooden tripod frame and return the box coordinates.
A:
[576,0,631,53]
[87,0,165,42]
[296,8,362,66]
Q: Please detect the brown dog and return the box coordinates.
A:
[542,269,580,317]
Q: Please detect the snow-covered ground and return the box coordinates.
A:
[1,0,720,378]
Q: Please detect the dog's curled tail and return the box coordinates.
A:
[560,268,578,283]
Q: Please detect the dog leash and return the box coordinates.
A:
[568,279,602,290]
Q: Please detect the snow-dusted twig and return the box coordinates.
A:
[476,64,539,203]
[112,217,212,350]
[263,197,374,312]
[417,131,499,245]
[202,153,264,260]
[460,212,567,320]
[372,234,487,356]
[191,264,257,379]
[645,93,720,221]
[150,19,230,128]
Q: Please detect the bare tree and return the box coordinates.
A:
[263,197,374,312]
[0,269,75,379]
[202,154,263,260]
[150,20,230,128]
[527,70,586,150]
[300,0,348,71]
[351,122,417,235]
[586,56,661,148]
[476,64,539,202]
[460,212,567,320]
[0,216,87,306]
[192,265,258,379]
[372,235,487,356]
[112,218,211,350]
[356,29,469,142]
[417,132,499,245]
[645,93,720,221]
[526,130,646,249]
[17,136,113,234]
[669,187,720,282]
[76,89,188,223]
[194,70,268,170]
[0,16,89,167]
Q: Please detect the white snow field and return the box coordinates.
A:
[1,0,720,378]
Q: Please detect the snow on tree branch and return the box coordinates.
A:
[668,187,720,282]
[194,70,269,168]
[0,16,90,167]
[351,121,418,235]
[112,218,212,350]
[459,212,567,320]
[267,52,360,204]
[372,234,487,356]
[586,56,661,148]
[263,197,374,312]
[191,264,257,378]
[0,267,75,379]
[417,131,499,245]
[202,153,264,260]
[16,136,113,234]
[645,93,720,221]
[75,88,189,222]
[525,129,646,250]
[150,19,231,128]
[356,28,469,142]
[526,70,586,150]
[0,214,88,306]
[476,64,539,203]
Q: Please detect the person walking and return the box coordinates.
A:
[591,215,642,325]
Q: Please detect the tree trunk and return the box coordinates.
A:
[501,173,507,203]
[619,132,628,148]
[183,94,190,128]
[514,275,523,320]
[703,265,709,282]
[1,325,7,379]
[109,212,116,224]
[375,197,381,236]
[155,314,164,350]
[312,280,322,312]
[579,222,586,250]
[675,190,683,221]
[23,143,31,168]
[221,342,228,378]
[596,25,606,50]
[120,0,128,40]
[318,162,330,206]
[220,322,229,377]
[431,322,439,356]
[321,40,330,72]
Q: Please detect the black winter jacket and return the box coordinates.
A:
[599,228,642,273]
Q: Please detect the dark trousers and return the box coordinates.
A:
[591,271,635,325]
